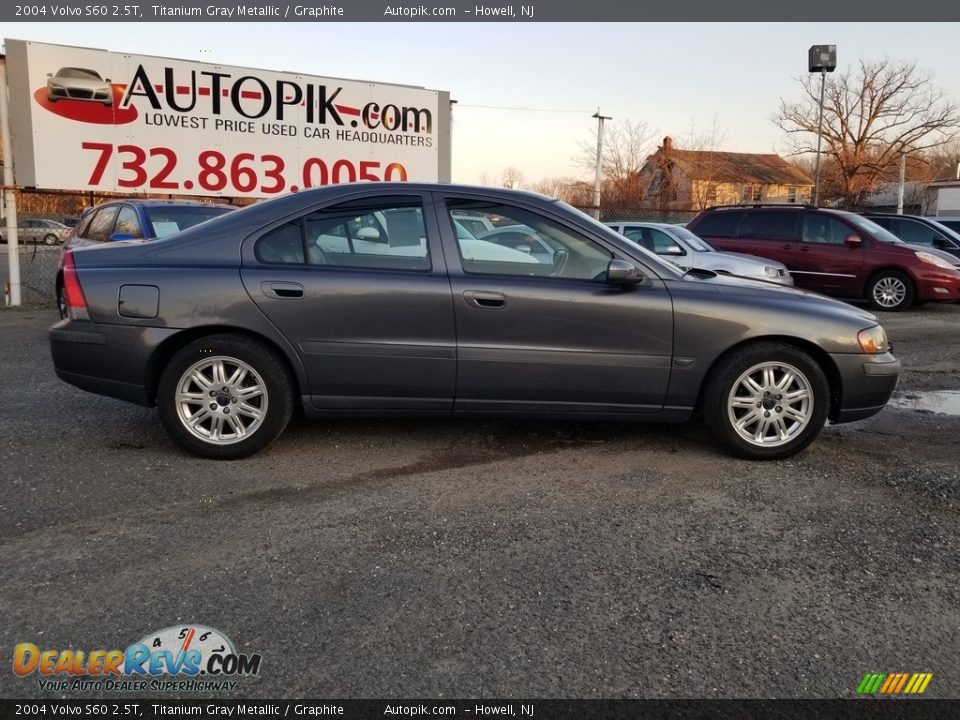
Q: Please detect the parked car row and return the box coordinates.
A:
[684,205,960,311]
[50,184,901,461]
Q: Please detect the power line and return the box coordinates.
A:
[455,103,593,114]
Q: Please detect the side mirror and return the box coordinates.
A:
[932,237,947,250]
[662,244,685,256]
[110,232,136,242]
[607,258,645,285]
[844,235,862,247]
[105,78,112,83]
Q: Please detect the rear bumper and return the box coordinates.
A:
[49,319,178,406]
[829,351,901,423]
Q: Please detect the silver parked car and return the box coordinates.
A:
[0,218,70,245]
[606,221,793,286]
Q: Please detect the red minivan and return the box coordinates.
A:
[687,206,960,311]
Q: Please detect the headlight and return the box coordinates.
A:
[915,251,955,270]
[763,266,781,278]
[858,325,890,354]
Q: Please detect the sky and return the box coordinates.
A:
[3,22,960,186]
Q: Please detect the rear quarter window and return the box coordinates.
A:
[691,211,744,237]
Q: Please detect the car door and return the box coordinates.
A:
[435,192,674,415]
[733,210,801,271]
[240,191,456,412]
[794,213,864,295]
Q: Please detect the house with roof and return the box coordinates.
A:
[639,137,814,210]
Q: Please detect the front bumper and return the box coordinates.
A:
[913,267,960,302]
[829,351,901,423]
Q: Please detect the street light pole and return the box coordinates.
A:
[808,45,836,207]
[813,68,826,207]
[591,111,611,220]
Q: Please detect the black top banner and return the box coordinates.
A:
[2,0,959,22]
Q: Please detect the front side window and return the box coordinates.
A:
[895,219,941,246]
[624,227,686,256]
[444,199,611,281]
[801,213,852,245]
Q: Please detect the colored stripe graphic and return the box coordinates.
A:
[857,672,932,695]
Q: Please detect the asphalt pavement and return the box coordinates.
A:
[1,304,958,699]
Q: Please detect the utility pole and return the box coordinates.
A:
[0,60,21,306]
[896,151,906,214]
[591,111,611,220]
[813,68,826,207]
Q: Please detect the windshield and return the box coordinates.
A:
[555,201,685,279]
[667,225,714,252]
[842,214,905,244]
[144,206,234,238]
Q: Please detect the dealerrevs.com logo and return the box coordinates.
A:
[13,625,261,693]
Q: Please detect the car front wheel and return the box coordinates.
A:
[867,271,914,311]
[42,234,58,246]
[702,343,829,460]
[157,334,294,459]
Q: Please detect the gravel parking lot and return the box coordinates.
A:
[1,303,958,699]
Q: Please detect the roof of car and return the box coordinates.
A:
[87,199,235,209]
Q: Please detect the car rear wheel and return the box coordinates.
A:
[42,234,58,246]
[867,271,914,311]
[157,334,294,460]
[702,343,829,460]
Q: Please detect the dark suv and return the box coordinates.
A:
[687,205,960,311]
[863,212,960,260]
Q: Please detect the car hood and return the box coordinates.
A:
[903,243,960,266]
[695,250,786,270]
[687,271,879,323]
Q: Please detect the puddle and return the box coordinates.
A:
[889,390,960,416]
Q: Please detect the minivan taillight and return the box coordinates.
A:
[62,252,89,320]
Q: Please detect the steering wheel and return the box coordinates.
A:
[550,248,569,277]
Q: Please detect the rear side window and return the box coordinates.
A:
[85,206,119,243]
[692,211,743,237]
[738,211,798,241]
[256,221,305,265]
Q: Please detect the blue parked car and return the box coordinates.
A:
[56,199,235,316]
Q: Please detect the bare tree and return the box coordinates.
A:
[775,59,960,207]
[500,166,525,189]
[532,177,594,205]
[575,119,657,207]
[676,118,733,210]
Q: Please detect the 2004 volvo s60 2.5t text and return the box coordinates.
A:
[50,184,901,460]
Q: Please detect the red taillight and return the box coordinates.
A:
[62,252,88,313]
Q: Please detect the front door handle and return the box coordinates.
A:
[261,281,304,299]
[463,291,505,309]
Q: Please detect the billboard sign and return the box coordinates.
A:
[4,39,449,198]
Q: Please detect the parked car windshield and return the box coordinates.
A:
[143,206,234,238]
[842,214,906,245]
[668,226,714,252]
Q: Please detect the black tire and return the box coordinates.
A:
[42,234,58,246]
[701,342,829,460]
[157,334,295,460]
[867,270,914,311]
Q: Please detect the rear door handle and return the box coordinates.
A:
[463,291,505,309]
[261,281,304,299]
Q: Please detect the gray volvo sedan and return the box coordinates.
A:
[50,184,900,460]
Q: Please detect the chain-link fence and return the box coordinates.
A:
[574,207,701,225]
[1,245,60,306]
